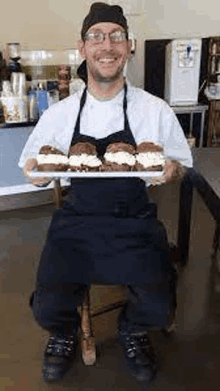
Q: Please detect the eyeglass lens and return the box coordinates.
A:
[85,31,126,43]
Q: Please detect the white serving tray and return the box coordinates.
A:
[28,171,163,178]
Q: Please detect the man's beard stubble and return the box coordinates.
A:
[88,61,125,84]
[95,68,124,83]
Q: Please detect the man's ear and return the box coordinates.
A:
[77,40,86,59]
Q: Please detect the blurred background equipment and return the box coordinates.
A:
[7,43,22,73]
[164,39,202,106]
[57,64,71,100]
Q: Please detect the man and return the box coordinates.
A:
[19,2,192,384]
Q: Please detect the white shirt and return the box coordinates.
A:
[18,83,193,169]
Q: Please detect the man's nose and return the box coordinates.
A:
[101,34,114,50]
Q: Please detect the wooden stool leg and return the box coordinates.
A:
[53,179,63,209]
[81,289,96,365]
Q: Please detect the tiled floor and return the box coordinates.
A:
[0,181,219,390]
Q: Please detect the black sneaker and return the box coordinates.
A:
[42,333,77,382]
[119,330,159,383]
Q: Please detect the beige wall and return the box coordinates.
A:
[1,0,220,87]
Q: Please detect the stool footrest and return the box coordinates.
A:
[91,299,127,318]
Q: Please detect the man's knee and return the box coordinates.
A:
[29,290,58,330]
[29,288,83,332]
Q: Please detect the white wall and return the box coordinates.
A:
[1,0,220,88]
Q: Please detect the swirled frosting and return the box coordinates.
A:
[37,154,69,165]
[104,152,136,166]
[136,152,166,168]
[69,154,102,167]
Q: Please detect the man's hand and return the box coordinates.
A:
[23,158,51,187]
[149,160,187,186]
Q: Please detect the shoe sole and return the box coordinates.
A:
[42,358,75,383]
[42,336,79,383]
[118,334,159,384]
[127,361,158,383]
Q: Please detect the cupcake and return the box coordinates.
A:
[135,141,166,171]
[68,142,102,171]
[101,142,136,171]
[37,145,69,171]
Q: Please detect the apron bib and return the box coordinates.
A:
[37,84,170,297]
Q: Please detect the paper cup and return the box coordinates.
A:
[11,72,20,95]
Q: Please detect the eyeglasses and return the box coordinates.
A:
[84,30,127,44]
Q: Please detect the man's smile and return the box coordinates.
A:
[98,58,116,63]
[96,54,118,64]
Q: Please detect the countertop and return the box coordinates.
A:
[0,124,69,211]
[0,125,34,188]
[192,148,220,199]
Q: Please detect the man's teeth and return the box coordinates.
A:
[98,58,115,63]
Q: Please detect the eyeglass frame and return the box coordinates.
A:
[83,29,129,44]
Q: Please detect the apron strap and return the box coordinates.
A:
[123,83,131,133]
[123,83,128,112]
[74,86,88,138]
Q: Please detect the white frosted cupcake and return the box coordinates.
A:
[135,141,166,171]
[37,145,69,171]
[68,142,102,171]
[101,142,136,171]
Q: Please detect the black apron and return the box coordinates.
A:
[37,85,170,301]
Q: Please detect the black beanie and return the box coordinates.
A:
[81,2,128,40]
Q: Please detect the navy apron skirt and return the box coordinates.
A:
[31,84,171,332]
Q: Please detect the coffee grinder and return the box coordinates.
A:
[7,43,22,73]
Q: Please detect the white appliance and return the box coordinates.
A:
[164,38,202,106]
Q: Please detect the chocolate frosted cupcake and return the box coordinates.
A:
[101,142,136,171]
[68,142,102,171]
[37,145,69,171]
[135,141,166,171]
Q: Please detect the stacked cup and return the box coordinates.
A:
[1,81,14,97]
[11,72,26,96]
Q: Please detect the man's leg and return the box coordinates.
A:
[118,282,171,383]
[30,283,87,334]
[29,283,89,382]
[125,283,170,331]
